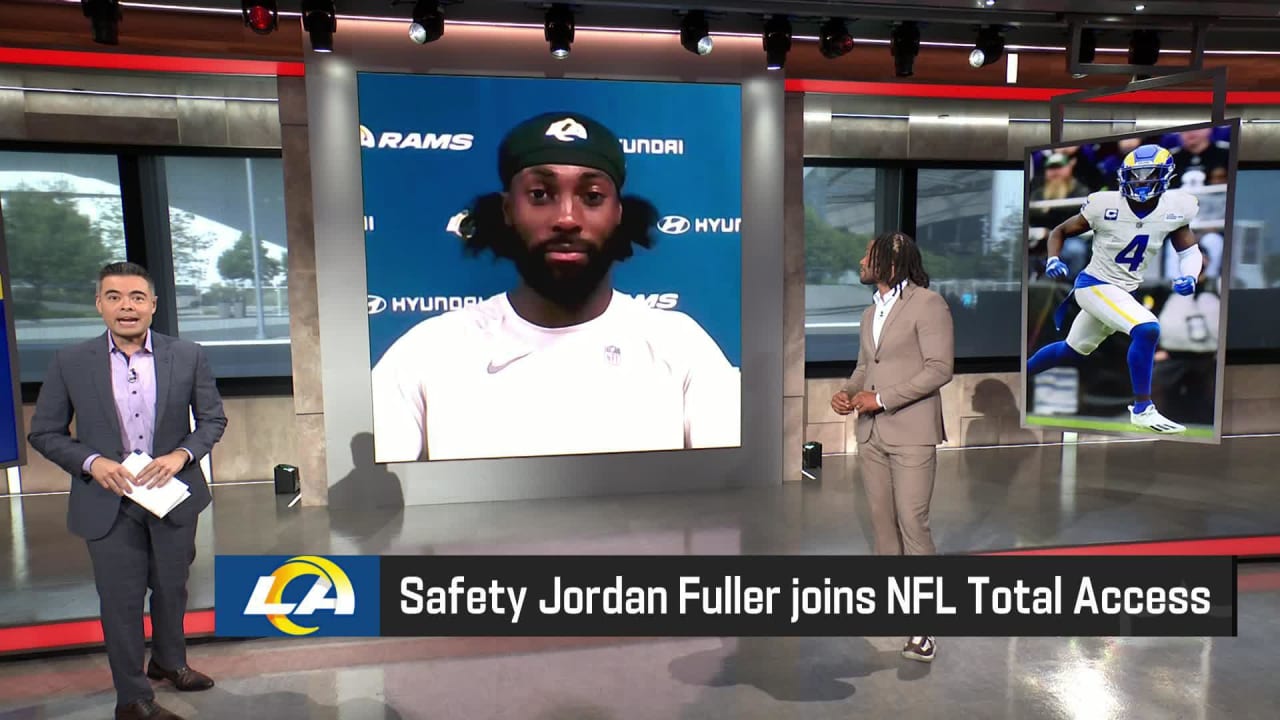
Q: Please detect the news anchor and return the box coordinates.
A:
[29,262,227,720]
[830,231,954,663]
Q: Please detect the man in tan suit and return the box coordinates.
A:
[830,231,954,663]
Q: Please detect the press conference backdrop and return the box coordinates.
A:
[1023,121,1236,442]
[356,73,743,463]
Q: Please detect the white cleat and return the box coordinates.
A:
[1130,404,1186,434]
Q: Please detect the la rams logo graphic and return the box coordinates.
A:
[359,125,375,148]
[545,118,588,143]
[242,556,356,636]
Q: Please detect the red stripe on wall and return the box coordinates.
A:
[0,47,305,77]
[0,610,215,655]
[785,79,1280,105]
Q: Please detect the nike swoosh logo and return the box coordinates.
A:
[487,353,531,374]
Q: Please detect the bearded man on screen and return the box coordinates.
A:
[371,112,740,462]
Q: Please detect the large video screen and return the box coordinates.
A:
[1022,120,1237,442]
[357,73,743,463]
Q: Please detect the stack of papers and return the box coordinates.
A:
[121,452,191,518]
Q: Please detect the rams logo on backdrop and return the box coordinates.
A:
[368,295,388,315]
[358,125,474,151]
[216,555,381,638]
[634,292,679,310]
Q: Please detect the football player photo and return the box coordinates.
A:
[1024,123,1236,440]
[369,110,741,462]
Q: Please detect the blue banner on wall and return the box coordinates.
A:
[356,73,742,367]
[0,283,18,467]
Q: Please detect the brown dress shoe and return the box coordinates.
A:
[146,659,215,691]
[115,698,185,719]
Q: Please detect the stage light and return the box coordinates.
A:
[81,0,121,45]
[545,4,575,59]
[969,25,1004,68]
[680,11,713,56]
[890,21,920,77]
[1129,28,1160,66]
[818,18,854,59]
[409,0,444,44]
[241,0,277,35]
[763,15,791,70]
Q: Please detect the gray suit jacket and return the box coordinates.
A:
[28,331,227,540]
[842,282,954,447]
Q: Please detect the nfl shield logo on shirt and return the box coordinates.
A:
[604,345,622,366]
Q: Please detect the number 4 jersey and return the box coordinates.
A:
[1078,189,1199,292]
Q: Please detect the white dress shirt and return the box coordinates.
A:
[869,280,907,411]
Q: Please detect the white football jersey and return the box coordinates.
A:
[370,290,741,462]
[1079,189,1199,291]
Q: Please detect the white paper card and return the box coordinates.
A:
[121,451,190,518]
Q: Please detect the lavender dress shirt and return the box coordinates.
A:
[82,331,192,474]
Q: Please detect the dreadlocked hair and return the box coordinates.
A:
[455,193,660,262]
[868,230,930,289]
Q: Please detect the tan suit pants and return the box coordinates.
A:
[858,421,937,556]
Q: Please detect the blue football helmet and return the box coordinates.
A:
[1118,144,1175,202]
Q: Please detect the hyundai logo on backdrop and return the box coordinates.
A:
[367,296,486,315]
[619,138,685,155]
[657,216,692,235]
[369,293,677,314]
[656,216,741,235]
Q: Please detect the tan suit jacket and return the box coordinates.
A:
[842,282,954,446]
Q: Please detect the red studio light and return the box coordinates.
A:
[818,18,854,59]
[242,0,278,35]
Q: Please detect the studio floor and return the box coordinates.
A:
[1,436,1279,718]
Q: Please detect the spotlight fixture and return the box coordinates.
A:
[968,25,1004,68]
[1071,27,1096,78]
[241,0,277,35]
[545,4,575,60]
[409,0,444,44]
[890,21,920,77]
[762,15,791,70]
[818,18,854,59]
[81,0,121,46]
[680,11,713,56]
[301,0,335,52]
[1128,28,1160,66]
